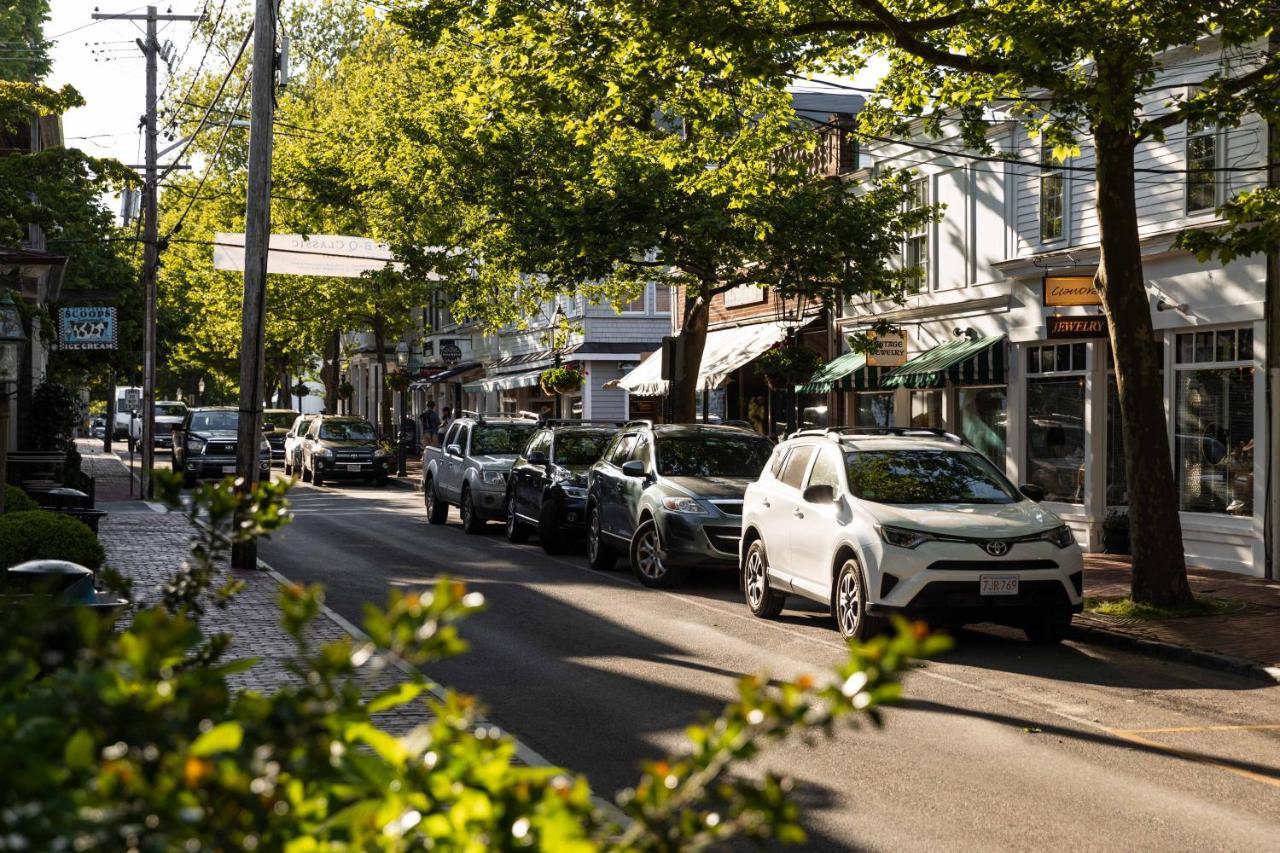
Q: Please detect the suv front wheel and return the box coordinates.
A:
[743,539,785,618]
[834,559,879,641]
[630,518,688,589]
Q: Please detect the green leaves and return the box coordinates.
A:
[190,721,244,756]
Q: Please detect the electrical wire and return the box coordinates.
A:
[160,0,230,134]
[164,73,252,238]
[46,5,150,42]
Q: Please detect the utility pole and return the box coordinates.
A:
[93,6,200,498]
[231,0,278,570]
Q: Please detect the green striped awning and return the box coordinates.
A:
[880,335,1006,389]
[797,351,889,393]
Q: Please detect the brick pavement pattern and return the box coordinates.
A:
[1082,554,1280,669]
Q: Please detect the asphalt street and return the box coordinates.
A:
[224,467,1280,849]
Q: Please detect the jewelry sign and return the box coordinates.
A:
[1046,315,1108,339]
[59,306,117,350]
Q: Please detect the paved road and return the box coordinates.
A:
[245,476,1280,850]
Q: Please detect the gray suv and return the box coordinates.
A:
[586,421,775,588]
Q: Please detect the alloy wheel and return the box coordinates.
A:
[588,509,600,562]
[837,567,861,637]
[634,526,666,580]
[745,548,766,610]
[505,495,517,537]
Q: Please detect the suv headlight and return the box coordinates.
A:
[481,470,506,485]
[661,496,706,515]
[186,437,206,453]
[1040,525,1075,549]
[315,447,333,458]
[559,484,587,499]
[373,447,389,458]
[879,525,933,549]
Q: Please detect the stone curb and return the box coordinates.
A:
[1068,621,1280,685]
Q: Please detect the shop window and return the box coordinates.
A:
[1185,118,1218,214]
[855,392,894,428]
[1040,139,1065,242]
[1026,348,1086,503]
[904,178,929,293]
[909,390,942,428]
[957,387,1007,471]
[798,395,830,429]
[1173,329,1253,515]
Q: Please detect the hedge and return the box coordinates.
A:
[3,486,38,513]
[0,510,104,570]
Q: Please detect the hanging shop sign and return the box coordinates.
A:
[1042,275,1101,307]
[440,340,462,365]
[58,306,117,350]
[723,283,767,308]
[866,330,908,367]
[1046,315,1108,339]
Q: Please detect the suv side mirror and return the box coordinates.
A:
[526,451,548,466]
[803,483,836,504]
[447,443,463,457]
[621,460,647,478]
[1019,483,1046,502]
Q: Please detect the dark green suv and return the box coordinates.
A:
[585,421,774,588]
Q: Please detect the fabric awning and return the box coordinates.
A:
[410,361,480,389]
[801,351,862,393]
[880,335,1006,389]
[616,321,791,396]
[462,368,545,394]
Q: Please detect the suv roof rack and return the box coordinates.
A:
[622,419,654,430]
[789,426,968,446]
[538,418,624,428]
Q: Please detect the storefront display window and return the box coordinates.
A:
[910,390,942,428]
[1026,344,1086,503]
[854,393,893,427]
[1173,329,1253,516]
[797,395,830,429]
[957,387,1007,471]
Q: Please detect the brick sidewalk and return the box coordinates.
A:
[77,439,136,501]
[1082,554,1280,673]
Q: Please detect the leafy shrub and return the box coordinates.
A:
[3,485,37,513]
[0,473,948,849]
[0,510,104,569]
[29,380,82,452]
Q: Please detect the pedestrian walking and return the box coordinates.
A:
[421,401,440,447]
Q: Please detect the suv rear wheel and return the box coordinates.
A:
[424,476,448,524]
[743,539,785,618]
[631,518,688,589]
[586,506,615,570]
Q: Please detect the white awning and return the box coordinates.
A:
[615,321,791,396]
[462,368,544,394]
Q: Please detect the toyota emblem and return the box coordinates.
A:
[984,540,1010,557]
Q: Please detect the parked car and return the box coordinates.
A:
[128,400,188,453]
[90,417,106,439]
[262,408,300,462]
[282,413,319,476]
[421,414,539,533]
[170,407,272,488]
[504,420,621,553]
[739,427,1083,643]
[299,416,391,487]
[585,421,774,588]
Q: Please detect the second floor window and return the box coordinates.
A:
[1186,119,1217,213]
[616,285,647,313]
[904,178,929,293]
[1040,140,1065,242]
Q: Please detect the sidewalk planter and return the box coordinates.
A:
[1102,509,1131,555]
[4,559,128,668]
[385,372,411,394]
[0,510,105,570]
[539,365,585,395]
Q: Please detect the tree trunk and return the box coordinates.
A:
[670,289,710,422]
[1093,119,1192,606]
[323,330,339,414]
[372,311,393,438]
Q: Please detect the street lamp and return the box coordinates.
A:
[197,377,205,406]
[394,341,412,476]
[550,303,567,419]
[0,290,29,514]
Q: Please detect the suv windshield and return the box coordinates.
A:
[555,432,612,466]
[156,403,187,417]
[845,449,1018,505]
[473,423,538,455]
[263,412,298,429]
[657,434,774,478]
[319,420,376,441]
[190,411,237,431]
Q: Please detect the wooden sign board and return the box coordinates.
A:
[866,330,908,367]
[1047,315,1108,339]
[1043,275,1101,307]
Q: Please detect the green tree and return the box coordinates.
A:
[436,0,1280,604]
[290,18,928,421]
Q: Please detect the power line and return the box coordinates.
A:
[160,0,231,134]
[165,73,252,237]
[47,4,149,41]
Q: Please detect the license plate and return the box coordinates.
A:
[221,465,237,474]
[980,575,1019,596]
[345,464,362,472]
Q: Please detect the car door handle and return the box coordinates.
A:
[761,498,770,508]
[792,508,804,518]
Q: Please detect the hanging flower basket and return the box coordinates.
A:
[336,381,354,401]
[539,365,585,395]
[385,371,411,393]
[755,343,824,390]
[290,382,310,399]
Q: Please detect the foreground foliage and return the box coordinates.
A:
[0,474,947,849]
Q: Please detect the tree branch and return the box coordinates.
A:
[1136,53,1280,141]
[835,0,1008,76]
[788,10,969,38]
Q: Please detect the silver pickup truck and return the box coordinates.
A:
[421,415,540,533]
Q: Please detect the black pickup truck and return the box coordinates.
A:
[171,407,271,488]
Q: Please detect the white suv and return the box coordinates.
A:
[740,428,1083,643]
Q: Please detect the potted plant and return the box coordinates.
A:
[385,371,411,394]
[336,381,354,401]
[1101,508,1130,554]
[290,381,310,399]
[539,365,585,395]
[754,343,824,390]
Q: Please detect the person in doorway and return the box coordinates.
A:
[421,400,440,447]
[438,406,453,445]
